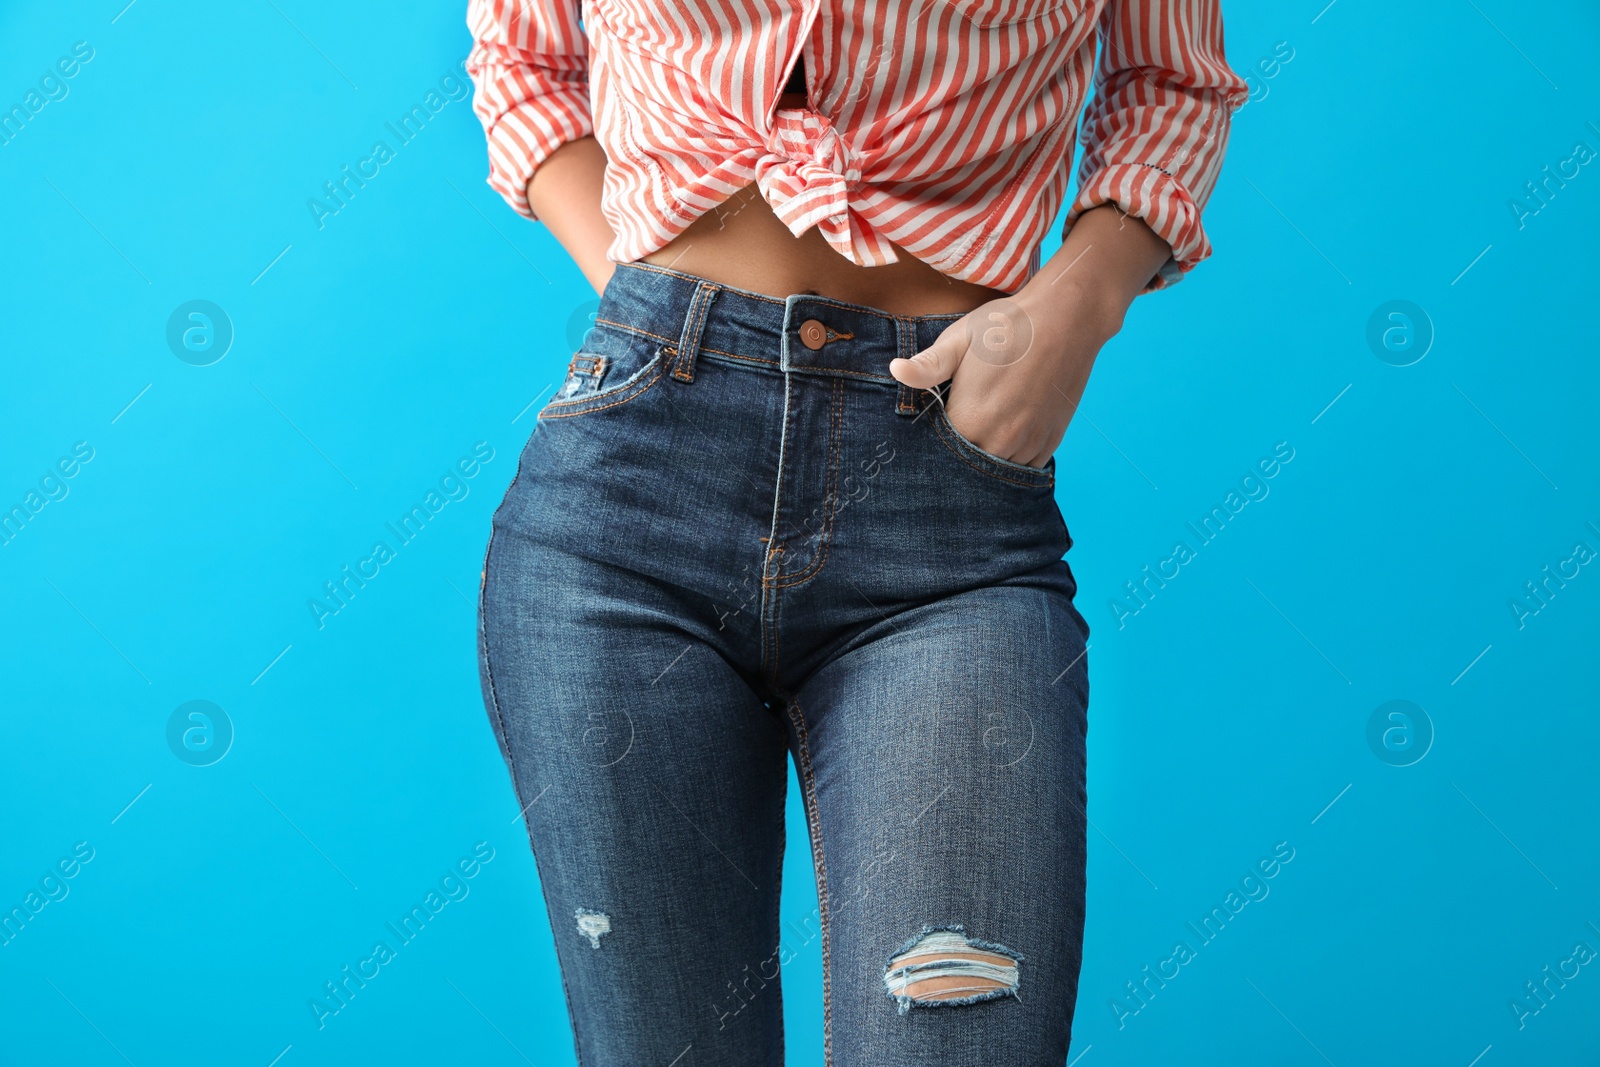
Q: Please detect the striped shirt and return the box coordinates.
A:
[465,0,1247,294]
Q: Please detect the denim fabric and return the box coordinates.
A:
[477,261,1090,1066]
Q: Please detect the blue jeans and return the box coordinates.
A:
[477,261,1090,1066]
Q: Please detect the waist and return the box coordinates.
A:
[598,260,967,385]
[635,181,1011,317]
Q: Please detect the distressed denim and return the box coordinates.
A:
[477,261,1090,1066]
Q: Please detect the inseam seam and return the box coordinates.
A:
[784,698,834,1067]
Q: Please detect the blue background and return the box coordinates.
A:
[2,1,1597,1063]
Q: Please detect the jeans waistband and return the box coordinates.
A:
[597,261,968,388]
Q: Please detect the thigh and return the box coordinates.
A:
[480,523,790,1067]
[789,574,1090,1067]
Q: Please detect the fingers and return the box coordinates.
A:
[888,319,968,389]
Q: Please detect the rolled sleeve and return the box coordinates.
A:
[1065,0,1249,292]
[465,0,594,222]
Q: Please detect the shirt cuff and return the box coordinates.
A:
[1065,162,1213,294]
[482,90,594,223]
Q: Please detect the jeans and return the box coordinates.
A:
[477,261,1091,1066]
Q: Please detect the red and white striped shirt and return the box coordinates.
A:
[465,0,1247,294]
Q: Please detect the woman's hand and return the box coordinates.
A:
[887,284,1126,468]
[888,205,1175,468]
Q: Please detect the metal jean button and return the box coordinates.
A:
[798,319,828,350]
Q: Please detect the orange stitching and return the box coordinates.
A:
[762,385,794,593]
[672,301,697,381]
[769,377,843,589]
[672,283,718,382]
[703,347,780,367]
[930,408,1054,489]
[589,323,903,380]
[760,369,797,693]
[623,261,790,307]
[571,354,607,377]
[698,347,900,382]
[797,365,898,383]
[590,317,677,346]
[539,357,669,420]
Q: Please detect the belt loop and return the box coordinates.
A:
[895,315,919,416]
[671,281,721,383]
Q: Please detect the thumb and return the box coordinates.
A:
[889,320,968,389]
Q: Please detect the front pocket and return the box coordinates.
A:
[537,322,674,421]
[928,400,1055,490]
[550,351,610,402]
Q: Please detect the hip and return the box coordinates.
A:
[490,260,1076,616]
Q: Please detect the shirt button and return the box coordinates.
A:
[799,319,828,350]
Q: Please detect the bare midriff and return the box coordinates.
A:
[637,93,1009,318]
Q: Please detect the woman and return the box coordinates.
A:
[467,1,1245,1063]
